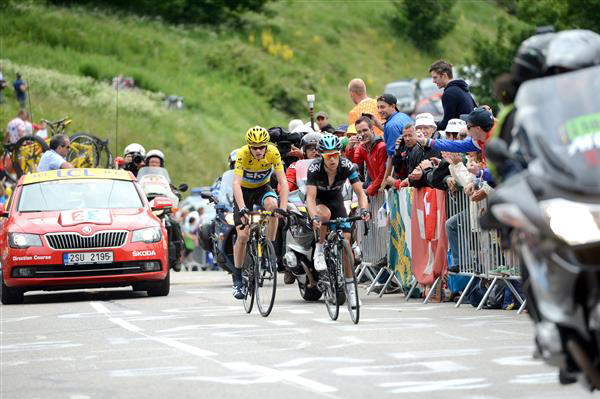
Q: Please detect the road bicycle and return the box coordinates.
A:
[6,136,48,178]
[42,117,113,168]
[241,210,284,317]
[317,215,366,324]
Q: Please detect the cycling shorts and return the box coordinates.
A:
[233,184,278,226]
[316,192,351,232]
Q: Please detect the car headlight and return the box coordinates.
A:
[9,233,43,249]
[541,199,600,245]
[132,227,162,243]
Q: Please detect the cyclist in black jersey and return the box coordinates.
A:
[305,134,370,307]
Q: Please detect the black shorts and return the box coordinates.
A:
[233,184,278,226]
[316,192,351,231]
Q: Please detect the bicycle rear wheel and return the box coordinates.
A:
[339,240,360,324]
[242,252,255,314]
[255,239,277,317]
[68,132,100,168]
[12,135,49,177]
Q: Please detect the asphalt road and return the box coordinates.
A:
[0,271,593,399]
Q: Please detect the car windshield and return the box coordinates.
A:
[137,167,171,183]
[18,179,143,212]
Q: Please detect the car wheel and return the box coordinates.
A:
[1,278,24,305]
[147,270,170,297]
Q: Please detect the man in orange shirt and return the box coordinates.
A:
[347,78,383,136]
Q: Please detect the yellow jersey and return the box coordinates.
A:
[234,144,284,189]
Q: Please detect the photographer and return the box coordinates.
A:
[267,126,304,170]
[123,143,146,177]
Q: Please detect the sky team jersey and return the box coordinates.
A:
[234,144,284,189]
[306,157,360,196]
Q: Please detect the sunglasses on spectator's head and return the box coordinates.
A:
[322,151,340,160]
[250,145,267,151]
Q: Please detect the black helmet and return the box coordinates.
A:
[512,31,555,84]
[545,29,600,75]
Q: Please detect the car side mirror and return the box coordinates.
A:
[0,203,7,218]
[178,183,188,193]
[150,196,173,212]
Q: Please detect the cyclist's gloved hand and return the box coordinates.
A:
[274,208,288,218]
[239,207,250,223]
[311,215,321,229]
[359,208,371,221]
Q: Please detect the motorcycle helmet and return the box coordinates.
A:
[300,132,322,157]
[317,134,341,152]
[545,29,600,75]
[123,143,146,157]
[145,149,164,167]
[288,119,304,133]
[228,148,240,170]
[245,126,269,146]
[512,31,555,84]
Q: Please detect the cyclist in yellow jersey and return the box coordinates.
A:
[231,126,289,299]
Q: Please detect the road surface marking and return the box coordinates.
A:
[109,317,145,332]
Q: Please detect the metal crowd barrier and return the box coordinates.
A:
[445,190,526,312]
[354,192,401,297]
[352,186,526,312]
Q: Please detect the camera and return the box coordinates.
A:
[132,153,144,164]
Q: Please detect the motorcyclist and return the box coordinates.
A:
[145,149,165,168]
[123,143,146,177]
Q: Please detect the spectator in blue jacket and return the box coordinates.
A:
[376,93,413,192]
[429,60,477,131]
[417,107,495,159]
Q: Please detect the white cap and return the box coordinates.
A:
[288,119,304,133]
[415,113,437,128]
[445,118,467,133]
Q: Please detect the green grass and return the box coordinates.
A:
[0,0,513,187]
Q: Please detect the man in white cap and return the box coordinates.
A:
[414,112,439,140]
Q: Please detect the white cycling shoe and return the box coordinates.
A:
[314,247,327,271]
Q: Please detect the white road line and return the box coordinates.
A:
[150,336,217,357]
[108,317,145,333]
[90,301,110,314]
[435,331,470,341]
[267,320,295,326]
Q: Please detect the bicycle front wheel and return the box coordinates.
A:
[255,239,277,317]
[12,135,49,177]
[339,240,360,324]
[242,252,255,314]
[68,133,101,168]
[324,258,340,321]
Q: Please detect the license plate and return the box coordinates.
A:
[63,251,113,265]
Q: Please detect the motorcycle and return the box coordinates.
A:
[197,191,236,274]
[481,65,600,390]
[282,159,363,302]
[137,166,188,272]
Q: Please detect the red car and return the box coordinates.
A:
[0,168,172,304]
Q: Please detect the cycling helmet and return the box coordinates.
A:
[300,132,322,156]
[318,134,341,152]
[145,149,165,167]
[228,148,240,170]
[123,143,146,157]
[545,29,600,75]
[512,32,555,84]
[245,126,270,146]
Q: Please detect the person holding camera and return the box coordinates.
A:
[123,143,146,177]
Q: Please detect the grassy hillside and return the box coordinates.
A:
[0,0,509,187]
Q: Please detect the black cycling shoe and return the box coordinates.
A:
[232,282,245,300]
[283,269,295,284]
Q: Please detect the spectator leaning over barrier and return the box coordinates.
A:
[346,115,387,196]
[37,134,73,172]
[416,107,495,160]
[376,93,413,192]
[415,112,440,140]
[347,78,383,136]
[429,60,477,131]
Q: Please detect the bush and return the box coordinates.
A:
[79,63,100,80]
[391,0,456,52]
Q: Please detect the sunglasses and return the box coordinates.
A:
[62,144,71,149]
[250,145,267,151]
[322,151,340,160]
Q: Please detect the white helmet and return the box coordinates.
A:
[123,143,146,157]
[145,149,165,166]
[228,148,240,169]
[288,119,304,133]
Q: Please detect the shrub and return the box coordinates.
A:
[79,63,100,80]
